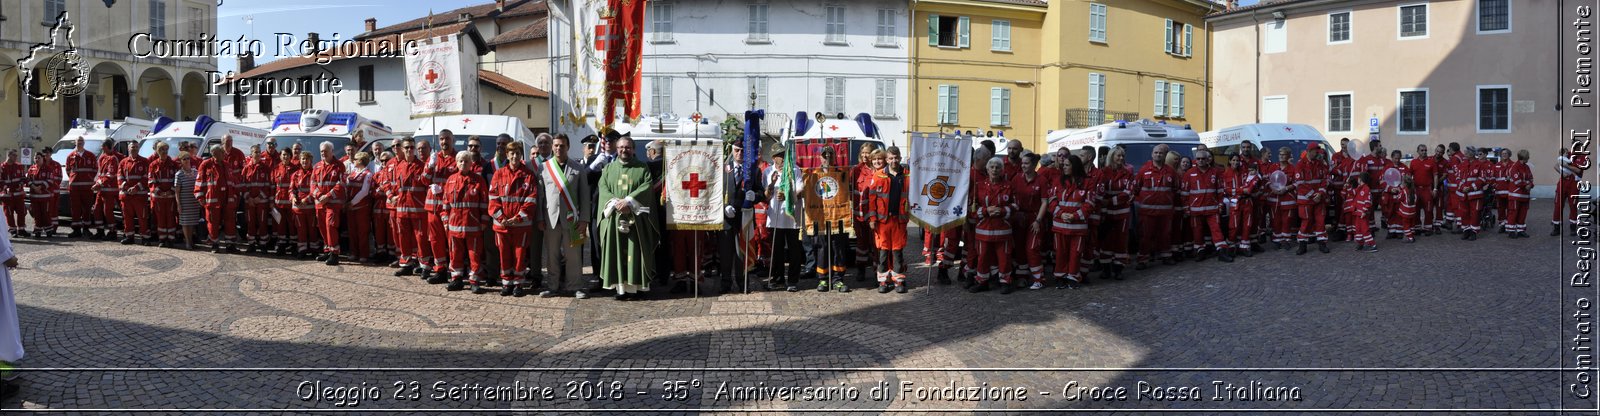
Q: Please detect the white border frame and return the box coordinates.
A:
[1395,87,1430,136]
[1261,94,1289,123]
[1396,2,1429,40]
[1324,91,1355,133]
[1327,9,1353,45]
[1475,0,1513,35]
[1475,84,1513,133]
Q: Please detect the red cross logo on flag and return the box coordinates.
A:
[682,172,708,198]
[594,23,613,52]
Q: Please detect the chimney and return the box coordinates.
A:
[306,32,320,52]
[496,0,506,12]
[236,54,255,73]
[364,18,376,33]
[458,12,473,22]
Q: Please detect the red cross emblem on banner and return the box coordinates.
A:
[682,173,708,198]
[425,68,439,84]
[594,23,613,51]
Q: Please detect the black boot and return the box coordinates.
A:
[394,265,415,277]
[325,255,339,266]
[967,279,989,293]
[1218,250,1234,263]
[120,235,135,245]
[895,282,908,294]
[856,267,868,283]
[878,283,893,294]
[1240,246,1253,258]
[1296,241,1308,255]
[68,228,82,238]
[426,271,450,284]
[936,268,952,285]
[1318,241,1330,253]
[500,284,516,296]
[1554,224,1564,236]
[446,277,466,291]
[1000,281,1015,294]
[1466,231,1477,241]
[1111,264,1124,280]
[470,280,483,294]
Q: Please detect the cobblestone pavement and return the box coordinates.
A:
[0,200,1570,413]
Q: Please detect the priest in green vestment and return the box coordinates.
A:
[597,137,660,299]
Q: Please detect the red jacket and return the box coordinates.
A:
[222,147,247,179]
[969,179,1016,242]
[1343,183,1372,216]
[1293,157,1329,206]
[310,161,347,209]
[240,156,273,206]
[391,159,430,218]
[1395,186,1417,221]
[344,168,374,210]
[194,158,234,208]
[1444,153,1467,193]
[66,149,97,190]
[146,158,177,199]
[1409,157,1437,190]
[1266,162,1297,209]
[1008,171,1051,217]
[1098,164,1134,218]
[488,163,539,232]
[1330,151,1356,191]
[290,168,316,212]
[272,162,299,208]
[118,154,150,198]
[1357,154,1385,187]
[1506,162,1532,201]
[1493,161,1513,196]
[850,163,876,221]
[425,153,458,213]
[96,150,122,193]
[1048,178,1095,235]
[1222,167,1261,207]
[443,172,489,237]
[1134,161,1177,215]
[29,159,63,199]
[1,162,26,197]
[1182,166,1223,216]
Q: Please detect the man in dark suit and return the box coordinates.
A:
[719,142,759,294]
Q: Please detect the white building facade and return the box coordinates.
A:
[550,0,911,146]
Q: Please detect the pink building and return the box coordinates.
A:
[1208,0,1560,190]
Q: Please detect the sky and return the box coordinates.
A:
[215,0,488,73]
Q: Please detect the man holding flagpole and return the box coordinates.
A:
[539,134,593,298]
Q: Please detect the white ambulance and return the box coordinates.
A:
[1045,119,1203,169]
[267,110,396,164]
[610,113,725,161]
[1199,123,1333,164]
[412,114,539,162]
[47,118,153,163]
[779,112,890,169]
[138,116,269,159]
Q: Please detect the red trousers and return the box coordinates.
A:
[853,220,874,267]
[1445,185,1461,224]
[395,215,430,265]
[449,234,484,278]
[120,195,149,236]
[1192,214,1228,250]
[294,209,318,248]
[94,190,118,230]
[3,195,25,231]
[1229,201,1255,249]
[1053,233,1086,282]
[68,187,93,228]
[1172,212,1190,253]
[972,238,1011,283]
[318,206,341,253]
[204,202,238,244]
[1416,188,1437,229]
[1557,177,1580,225]
[426,212,450,271]
[346,205,371,260]
[922,229,942,265]
[1273,203,1297,242]
[1462,198,1484,232]
[937,228,962,268]
[1495,194,1508,225]
[151,196,176,240]
[244,203,270,244]
[1138,212,1173,260]
[373,208,392,255]
[1011,217,1044,278]
[30,195,56,232]
[668,230,705,274]
[273,204,292,242]
[1298,203,1327,242]
[1350,213,1373,245]
[496,228,531,285]
[1507,198,1529,232]
[1098,215,1130,266]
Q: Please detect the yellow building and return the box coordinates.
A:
[911,0,1219,152]
[910,0,1047,148]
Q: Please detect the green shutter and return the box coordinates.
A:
[958,16,970,48]
[928,14,939,46]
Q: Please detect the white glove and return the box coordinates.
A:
[745,190,756,201]
[725,206,737,219]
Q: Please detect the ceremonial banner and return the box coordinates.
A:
[802,167,852,234]
[664,139,724,230]
[908,132,971,233]
[405,36,464,118]
[602,0,648,123]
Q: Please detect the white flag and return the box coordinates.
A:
[664,139,725,230]
[405,36,464,118]
[908,132,971,233]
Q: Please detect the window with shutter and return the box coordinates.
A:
[1164,19,1173,53]
[948,85,960,124]
[1088,74,1105,122]
[1183,24,1193,56]
[991,20,1011,52]
[1089,3,1107,43]
[937,85,950,124]
[958,16,970,48]
[1170,83,1184,118]
[1154,81,1166,117]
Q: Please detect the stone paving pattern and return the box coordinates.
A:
[0,200,1570,413]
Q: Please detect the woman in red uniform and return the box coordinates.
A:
[271,150,299,255]
[1039,154,1094,290]
[1506,150,1534,238]
[1008,152,1050,284]
[1267,147,1298,250]
[489,142,540,297]
[968,158,1016,294]
[147,144,179,247]
[196,144,237,253]
[240,145,273,252]
[93,139,121,240]
[344,152,376,264]
[1343,174,1376,252]
[1,151,25,237]
[1222,153,1261,257]
[443,152,490,293]
[28,147,63,237]
[310,143,347,264]
[117,147,150,244]
[1095,148,1133,279]
[290,151,319,259]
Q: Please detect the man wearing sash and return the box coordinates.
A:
[539,134,593,298]
[597,138,659,300]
